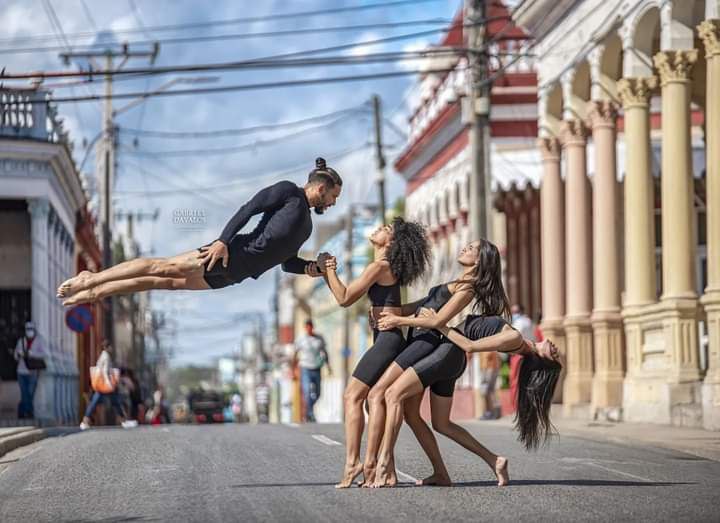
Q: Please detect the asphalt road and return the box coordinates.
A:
[0,421,718,522]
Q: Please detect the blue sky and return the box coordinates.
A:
[2,0,462,365]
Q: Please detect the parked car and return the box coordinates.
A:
[188,389,225,424]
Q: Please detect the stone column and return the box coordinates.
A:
[588,101,624,420]
[654,49,702,426]
[538,137,566,401]
[699,20,720,430]
[617,76,660,423]
[560,120,593,415]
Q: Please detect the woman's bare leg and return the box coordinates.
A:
[402,392,451,486]
[335,378,369,489]
[62,274,210,306]
[371,369,424,488]
[362,363,404,486]
[429,393,509,486]
[58,250,206,297]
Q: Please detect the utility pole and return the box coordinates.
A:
[372,95,387,225]
[60,44,159,346]
[342,209,354,394]
[465,0,490,241]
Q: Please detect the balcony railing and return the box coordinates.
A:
[0,87,70,145]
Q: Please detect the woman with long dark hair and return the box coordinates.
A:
[354,240,484,486]
[370,239,561,487]
[322,217,430,488]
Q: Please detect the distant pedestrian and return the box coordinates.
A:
[511,304,535,342]
[510,305,536,412]
[294,319,330,422]
[13,321,46,419]
[80,341,136,430]
[256,381,270,423]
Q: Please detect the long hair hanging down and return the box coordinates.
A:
[386,216,431,286]
[514,354,562,451]
[461,239,511,319]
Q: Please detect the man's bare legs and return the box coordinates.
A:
[62,273,210,306]
[402,392,452,486]
[58,250,206,298]
[371,369,424,488]
[335,377,369,489]
[362,363,403,486]
[429,393,509,486]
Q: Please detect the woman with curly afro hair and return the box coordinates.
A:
[321,216,430,488]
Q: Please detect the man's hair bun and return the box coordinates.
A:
[315,157,327,170]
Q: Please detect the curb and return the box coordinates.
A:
[0,428,48,459]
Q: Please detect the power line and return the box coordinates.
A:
[2,47,469,81]
[18,66,468,104]
[120,104,369,138]
[0,0,444,46]
[0,19,454,56]
[121,111,365,157]
[114,144,369,197]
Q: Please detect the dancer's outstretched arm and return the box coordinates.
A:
[324,258,384,307]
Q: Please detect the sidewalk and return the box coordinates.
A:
[0,426,79,459]
[475,413,720,462]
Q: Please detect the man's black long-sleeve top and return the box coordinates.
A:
[218,181,313,278]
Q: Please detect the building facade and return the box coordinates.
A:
[0,87,90,425]
[394,2,541,418]
[514,0,720,428]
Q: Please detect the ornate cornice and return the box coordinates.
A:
[698,19,720,58]
[653,50,698,86]
[617,77,657,109]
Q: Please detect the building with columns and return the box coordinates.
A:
[514,0,720,428]
[394,2,541,418]
[0,86,92,425]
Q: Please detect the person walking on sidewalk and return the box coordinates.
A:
[13,321,46,419]
[294,319,331,422]
[80,341,136,430]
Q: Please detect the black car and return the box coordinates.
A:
[188,390,225,424]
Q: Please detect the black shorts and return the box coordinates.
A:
[197,242,252,289]
[394,328,443,370]
[352,328,406,387]
[413,342,467,397]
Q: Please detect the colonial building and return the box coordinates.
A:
[394,2,540,418]
[513,0,719,428]
[0,86,92,425]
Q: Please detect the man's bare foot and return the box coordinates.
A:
[495,456,509,486]
[359,462,377,488]
[62,288,97,307]
[57,271,93,298]
[335,462,363,489]
[415,472,452,487]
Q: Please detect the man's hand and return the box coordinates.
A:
[377,311,401,331]
[199,241,229,271]
[305,261,323,278]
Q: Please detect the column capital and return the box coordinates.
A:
[27,198,50,218]
[587,100,618,130]
[698,19,720,58]
[618,77,658,108]
[560,119,588,148]
[537,137,561,162]
[653,50,698,86]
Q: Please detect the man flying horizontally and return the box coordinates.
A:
[57,157,341,305]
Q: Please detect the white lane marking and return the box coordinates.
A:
[287,423,300,428]
[396,469,419,484]
[585,462,654,482]
[312,434,342,446]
